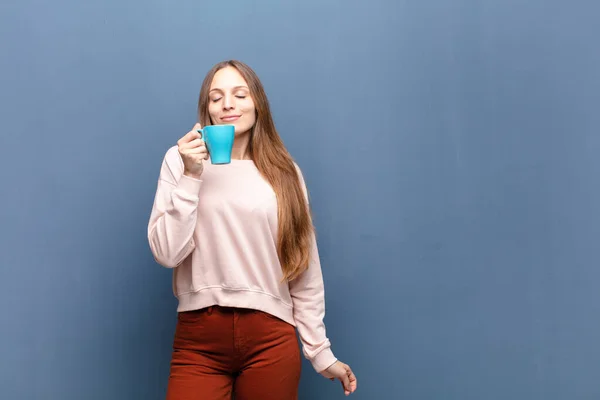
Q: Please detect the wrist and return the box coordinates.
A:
[183,169,202,180]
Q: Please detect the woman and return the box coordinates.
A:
[148,60,357,399]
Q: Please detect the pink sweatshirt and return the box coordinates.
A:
[147,146,337,373]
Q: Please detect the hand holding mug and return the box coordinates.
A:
[178,123,209,179]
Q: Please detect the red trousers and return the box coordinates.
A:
[165,306,301,400]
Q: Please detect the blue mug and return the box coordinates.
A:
[197,124,235,164]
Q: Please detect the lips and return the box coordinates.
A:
[221,115,241,122]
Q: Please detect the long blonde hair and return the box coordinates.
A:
[197,60,313,281]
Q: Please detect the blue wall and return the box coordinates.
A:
[1,0,599,399]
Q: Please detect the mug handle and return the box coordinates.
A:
[197,129,209,147]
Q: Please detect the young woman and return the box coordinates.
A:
[148,60,357,399]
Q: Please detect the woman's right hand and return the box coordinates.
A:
[178,123,209,179]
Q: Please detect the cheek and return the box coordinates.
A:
[237,106,256,133]
[207,104,219,121]
[241,102,256,120]
[242,110,256,127]
[240,96,254,110]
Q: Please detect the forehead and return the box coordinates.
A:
[210,66,248,90]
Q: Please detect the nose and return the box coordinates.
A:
[222,94,235,110]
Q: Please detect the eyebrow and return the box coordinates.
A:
[209,85,249,93]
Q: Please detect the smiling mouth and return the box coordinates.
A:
[221,115,241,122]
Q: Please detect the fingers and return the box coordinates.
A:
[181,146,208,159]
[339,364,357,396]
[181,147,207,157]
[178,132,199,147]
[339,374,351,396]
[346,365,357,389]
[321,361,356,395]
[186,138,204,149]
[180,140,206,153]
[178,123,203,145]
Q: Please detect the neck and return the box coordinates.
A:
[231,130,252,160]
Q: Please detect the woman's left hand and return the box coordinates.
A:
[320,360,357,396]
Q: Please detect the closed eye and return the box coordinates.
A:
[211,95,246,102]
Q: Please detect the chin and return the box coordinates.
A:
[233,123,254,136]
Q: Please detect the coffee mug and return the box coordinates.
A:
[197,124,235,164]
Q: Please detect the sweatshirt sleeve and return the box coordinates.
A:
[147,146,202,268]
[288,164,338,373]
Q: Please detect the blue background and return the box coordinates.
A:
[1,0,599,398]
